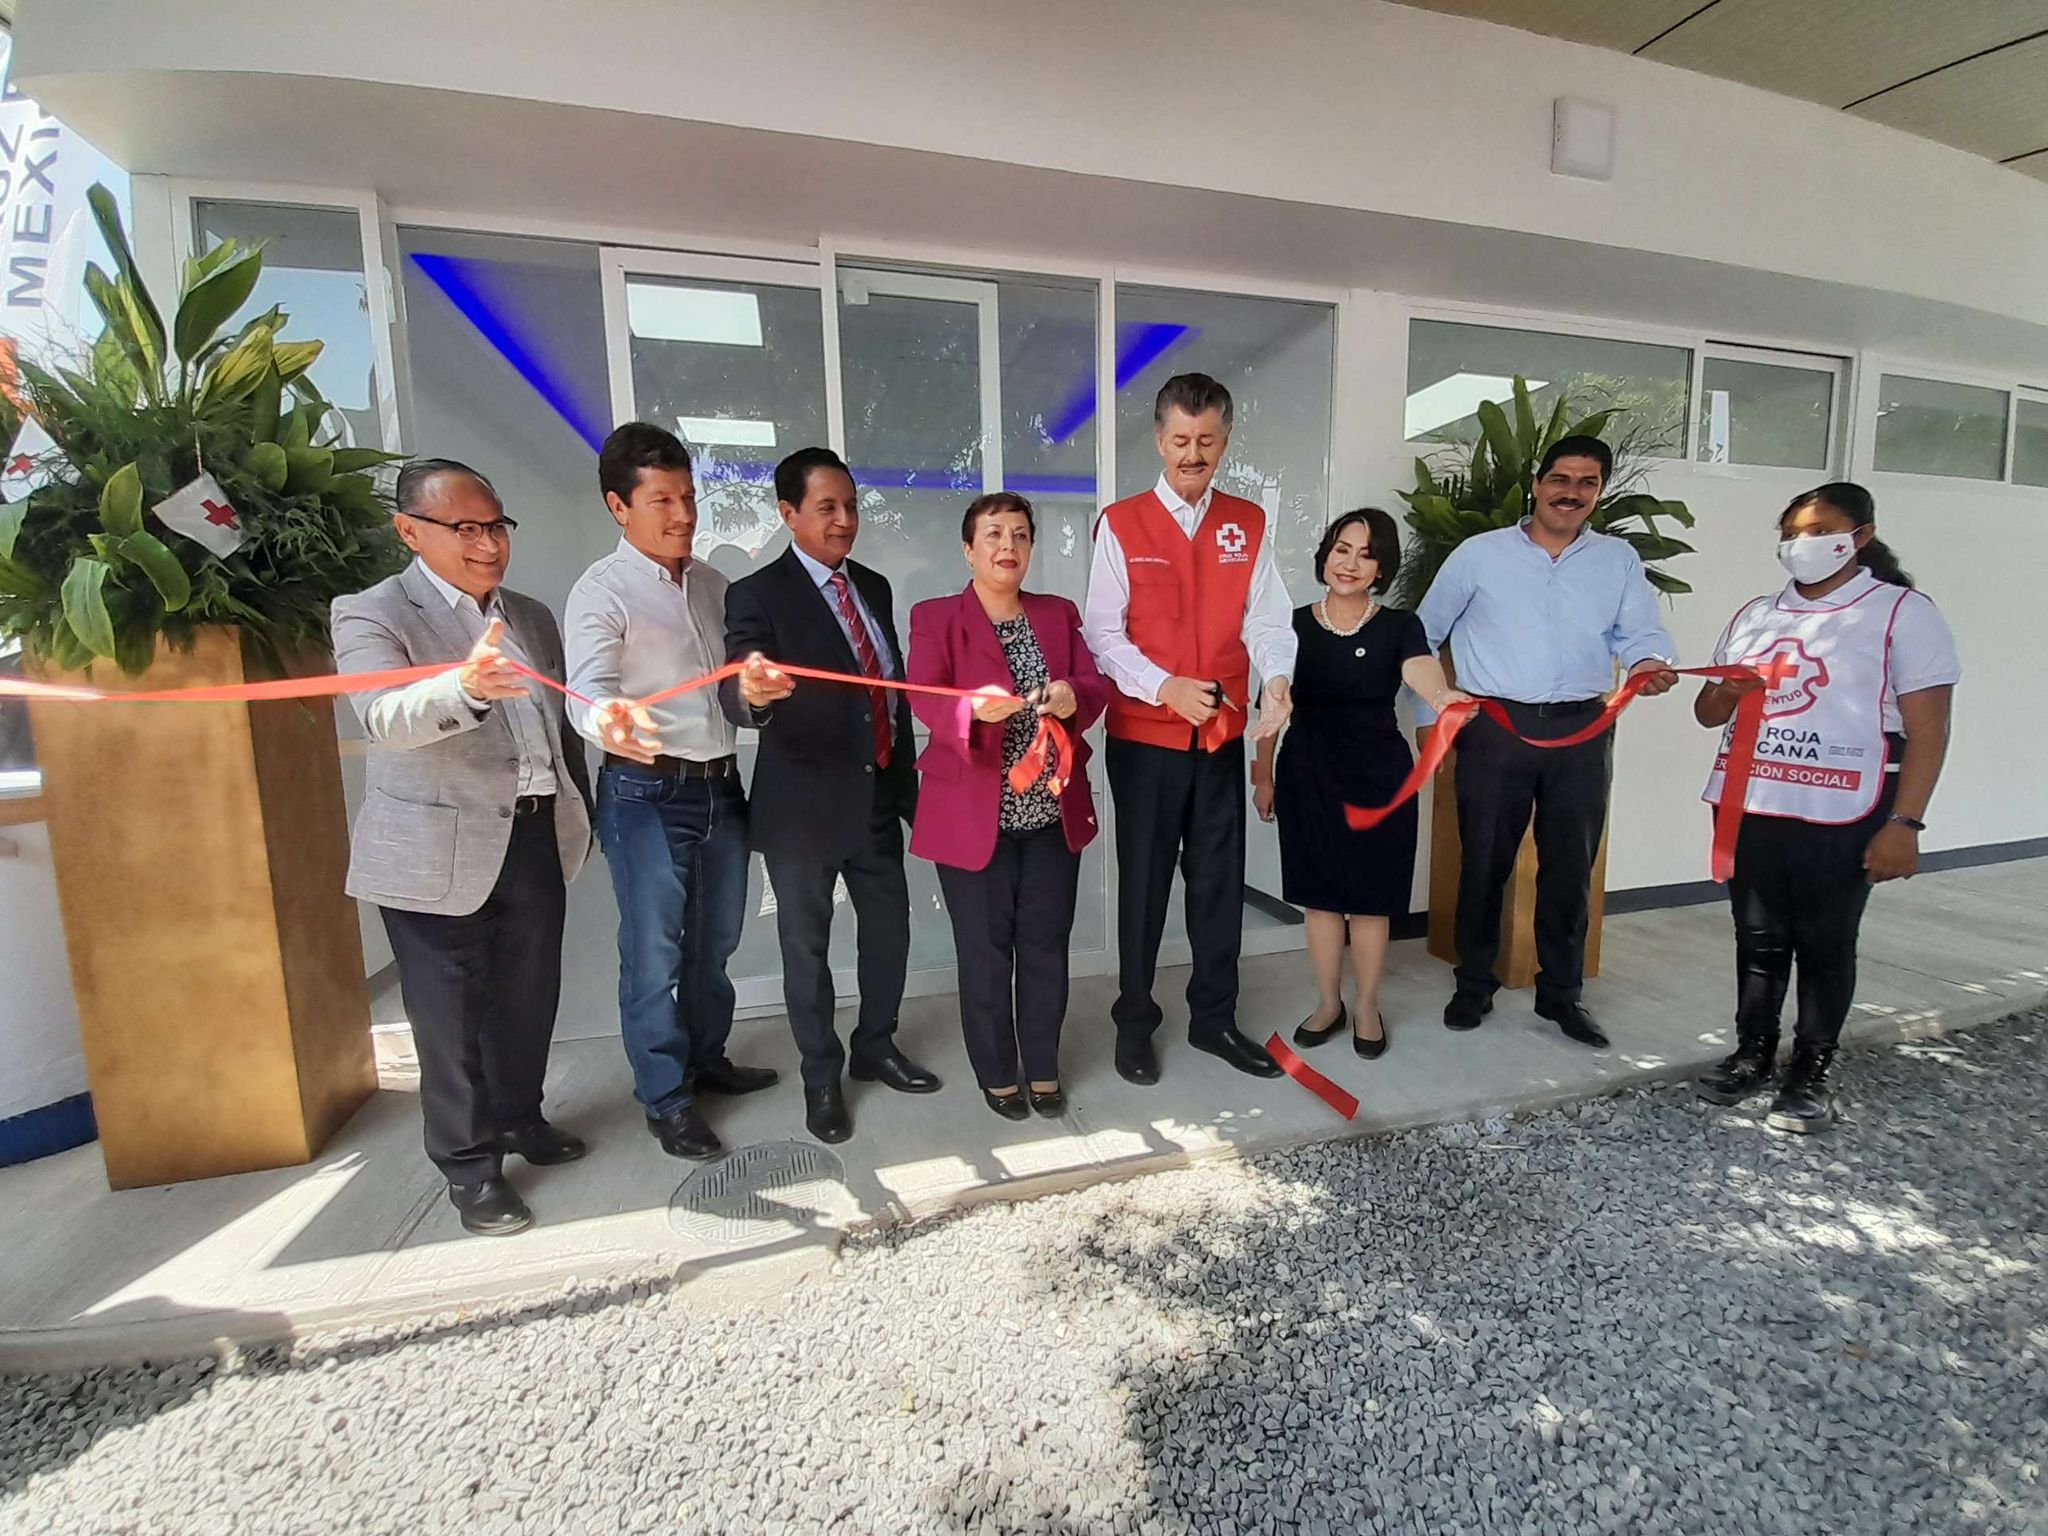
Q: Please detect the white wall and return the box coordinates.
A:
[0,825,85,1122]
[18,0,2048,335]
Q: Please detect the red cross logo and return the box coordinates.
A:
[1748,638,1828,719]
[5,454,31,478]
[1215,521,1247,557]
[201,498,239,529]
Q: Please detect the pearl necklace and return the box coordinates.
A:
[1316,597,1376,637]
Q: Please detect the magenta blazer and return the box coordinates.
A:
[906,587,1113,872]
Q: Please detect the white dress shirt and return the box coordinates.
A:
[1081,472,1298,704]
[418,560,559,796]
[563,538,739,761]
[789,542,900,747]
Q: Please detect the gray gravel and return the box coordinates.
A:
[5,1011,2045,1536]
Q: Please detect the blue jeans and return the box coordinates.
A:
[595,764,750,1118]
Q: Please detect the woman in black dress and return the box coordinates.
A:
[1252,509,1467,1056]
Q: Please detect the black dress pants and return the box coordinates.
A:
[763,789,911,1091]
[1727,780,1895,1050]
[1107,733,1246,1041]
[380,803,567,1185]
[1452,702,1612,1004]
[936,824,1081,1089]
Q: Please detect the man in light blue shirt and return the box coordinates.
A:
[1417,435,1678,1048]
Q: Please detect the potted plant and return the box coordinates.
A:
[1394,378,1695,990]
[0,185,406,1188]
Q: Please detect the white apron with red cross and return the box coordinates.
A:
[1701,580,1913,824]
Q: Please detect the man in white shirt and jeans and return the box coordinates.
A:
[1082,373,1295,1085]
[566,423,778,1163]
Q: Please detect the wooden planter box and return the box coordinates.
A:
[1421,722,1607,991]
[29,627,375,1188]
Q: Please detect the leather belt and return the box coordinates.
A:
[1496,697,1604,717]
[513,794,554,817]
[605,752,738,779]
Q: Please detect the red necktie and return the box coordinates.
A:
[829,570,892,769]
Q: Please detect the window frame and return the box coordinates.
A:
[1692,342,1849,478]
[1865,356,2024,490]
[2013,384,2048,490]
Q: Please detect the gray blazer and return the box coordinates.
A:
[331,560,593,916]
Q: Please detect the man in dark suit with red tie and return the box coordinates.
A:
[720,447,940,1143]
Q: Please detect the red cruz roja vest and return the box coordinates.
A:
[1098,488,1264,752]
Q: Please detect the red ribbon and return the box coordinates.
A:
[1262,1033,1360,1120]
[1343,664,1766,883]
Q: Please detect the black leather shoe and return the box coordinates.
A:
[1028,1085,1066,1118]
[1697,1034,1779,1105]
[496,1120,588,1166]
[1535,997,1610,1049]
[692,1057,780,1096]
[1352,1012,1388,1060]
[805,1084,852,1143]
[447,1177,532,1237]
[645,1105,722,1161]
[849,1050,941,1094]
[1292,1001,1348,1049]
[1766,1046,1837,1134]
[1114,1036,1160,1086]
[1189,1027,1284,1078]
[982,1088,1031,1122]
[1443,991,1494,1031]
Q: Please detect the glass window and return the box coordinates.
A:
[193,201,385,449]
[1697,355,1837,470]
[1406,319,1692,459]
[1114,285,1336,928]
[2011,394,2048,488]
[1874,374,2009,481]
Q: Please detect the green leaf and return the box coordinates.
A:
[1412,457,1438,500]
[1644,566,1693,597]
[87,183,167,367]
[248,365,284,447]
[1564,410,1616,442]
[0,498,23,559]
[282,401,313,451]
[1511,376,1537,454]
[283,446,336,496]
[196,329,275,409]
[328,448,406,473]
[61,556,118,658]
[184,237,244,289]
[271,339,323,382]
[0,552,46,598]
[1539,393,1570,457]
[113,611,159,676]
[115,530,191,612]
[244,441,290,492]
[1475,399,1525,491]
[99,462,145,538]
[173,249,265,363]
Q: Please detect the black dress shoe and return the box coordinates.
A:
[849,1050,942,1094]
[1765,1046,1837,1134]
[1535,997,1610,1049]
[982,1088,1031,1122]
[1114,1036,1160,1086]
[1352,1012,1388,1060]
[805,1084,852,1143]
[1189,1028,1284,1079]
[692,1057,780,1096]
[1697,1033,1779,1105]
[1443,991,1494,1031]
[1292,1001,1348,1049]
[645,1105,722,1161]
[1028,1086,1066,1118]
[496,1120,588,1166]
[447,1177,532,1237]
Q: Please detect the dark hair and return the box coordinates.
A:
[599,421,691,505]
[1779,481,1914,588]
[1313,508,1401,593]
[1153,372,1234,430]
[395,458,498,519]
[960,491,1035,544]
[774,446,855,509]
[1536,434,1613,484]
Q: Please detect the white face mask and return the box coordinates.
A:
[1777,532,1860,584]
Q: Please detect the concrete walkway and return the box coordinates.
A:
[1,859,2041,1370]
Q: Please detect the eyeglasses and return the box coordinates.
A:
[406,513,518,544]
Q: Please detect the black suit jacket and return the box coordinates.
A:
[721,547,918,862]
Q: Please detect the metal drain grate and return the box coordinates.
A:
[668,1139,850,1248]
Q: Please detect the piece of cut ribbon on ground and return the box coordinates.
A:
[1263,1033,1360,1120]
[1342,664,1766,883]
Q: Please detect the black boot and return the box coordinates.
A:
[1696,1032,1779,1105]
[1766,1045,1837,1134]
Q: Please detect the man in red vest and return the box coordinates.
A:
[1082,373,1296,1085]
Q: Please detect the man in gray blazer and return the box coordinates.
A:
[331,460,593,1236]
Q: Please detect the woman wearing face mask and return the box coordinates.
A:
[907,493,1112,1120]
[1693,482,1959,1132]
[1253,508,1469,1056]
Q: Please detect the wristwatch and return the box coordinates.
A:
[1888,812,1926,831]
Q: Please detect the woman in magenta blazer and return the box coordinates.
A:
[908,492,1112,1121]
